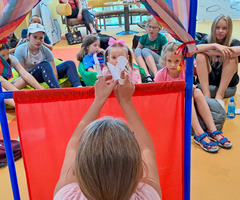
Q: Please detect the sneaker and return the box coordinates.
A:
[137,21,147,31]
[216,99,225,109]
[91,29,97,35]
[145,76,153,83]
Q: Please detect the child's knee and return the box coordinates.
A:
[134,48,142,58]
[141,48,151,58]
[195,53,208,64]
[193,88,204,100]
[64,60,76,67]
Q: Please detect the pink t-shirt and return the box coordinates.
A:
[102,66,140,84]
[154,67,185,82]
[54,182,161,200]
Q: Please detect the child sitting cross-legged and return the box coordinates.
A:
[154,42,232,153]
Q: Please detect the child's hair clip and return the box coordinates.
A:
[177,66,182,71]
[108,38,126,46]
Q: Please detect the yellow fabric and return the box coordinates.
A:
[88,0,119,8]
[56,3,72,16]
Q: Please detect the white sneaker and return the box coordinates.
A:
[216,99,225,109]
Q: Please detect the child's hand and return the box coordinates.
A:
[98,48,105,54]
[193,84,197,92]
[94,75,118,104]
[114,71,135,105]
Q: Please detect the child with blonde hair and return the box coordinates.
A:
[103,38,142,84]
[196,15,240,106]
[135,16,168,82]
[77,34,104,72]
[54,72,162,199]
[155,42,232,152]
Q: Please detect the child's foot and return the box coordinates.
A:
[193,132,219,153]
[91,29,97,35]
[207,130,232,149]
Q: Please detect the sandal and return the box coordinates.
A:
[193,132,219,153]
[207,130,232,149]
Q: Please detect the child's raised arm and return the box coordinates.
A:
[114,72,162,198]
[54,76,117,195]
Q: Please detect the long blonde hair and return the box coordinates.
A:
[104,43,133,69]
[74,117,143,200]
[208,15,233,67]
[209,14,232,46]
[77,35,100,62]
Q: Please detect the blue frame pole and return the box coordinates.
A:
[184,0,198,200]
[0,82,20,200]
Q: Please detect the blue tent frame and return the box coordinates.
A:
[0,0,197,199]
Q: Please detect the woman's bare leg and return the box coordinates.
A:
[215,57,238,100]
[195,53,212,98]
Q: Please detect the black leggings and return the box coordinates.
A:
[67,8,94,32]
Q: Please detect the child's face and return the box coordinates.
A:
[215,18,228,43]
[30,17,42,25]
[87,40,100,54]
[28,32,44,49]
[0,49,9,60]
[147,21,160,37]
[107,47,129,66]
[165,53,181,73]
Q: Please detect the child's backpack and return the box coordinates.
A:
[0,139,22,168]
[132,35,141,50]
[98,34,116,50]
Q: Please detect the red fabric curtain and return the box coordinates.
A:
[14,82,185,200]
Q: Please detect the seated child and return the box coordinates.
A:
[154,42,232,152]
[7,32,19,54]
[14,23,82,88]
[0,42,45,107]
[20,15,53,51]
[134,16,168,82]
[54,73,162,199]
[103,38,142,84]
[77,35,104,72]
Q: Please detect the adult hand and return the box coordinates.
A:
[114,71,135,105]
[133,0,141,8]
[94,75,118,104]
